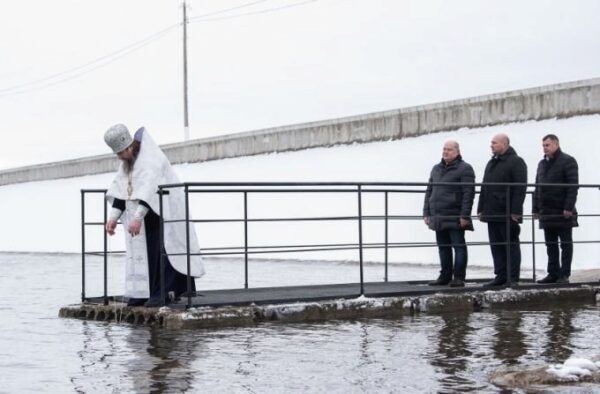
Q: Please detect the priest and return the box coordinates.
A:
[104,124,205,307]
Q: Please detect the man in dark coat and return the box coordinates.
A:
[477,133,527,287]
[532,134,578,284]
[423,140,475,287]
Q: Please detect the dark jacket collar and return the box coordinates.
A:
[544,148,563,161]
[439,155,463,167]
[494,146,516,160]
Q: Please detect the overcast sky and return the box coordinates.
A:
[1,0,599,169]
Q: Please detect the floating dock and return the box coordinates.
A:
[59,280,600,329]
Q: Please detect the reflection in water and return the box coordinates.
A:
[359,321,372,366]
[429,313,477,392]
[234,327,259,381]
[73,323,201,393]
[492,310,527,365]
[427,307,586,392]
[72,322,126,393]
[65,306,595,393]
[128,328,197,393]
[6,253,600,392]
[542,309,577,363]
[355,321,376,393]
[67,308,592,393]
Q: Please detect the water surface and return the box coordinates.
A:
[0,253,598,393]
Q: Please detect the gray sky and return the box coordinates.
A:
[1,0,599,169]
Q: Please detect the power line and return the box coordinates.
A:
[2,0,280,94]
[187,0,272,20]
[0,0,273,96]
[0,29,178,97]
[0,23,180,96]
[0,0,321,97]
[189,0,318,23]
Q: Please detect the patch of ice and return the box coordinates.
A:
[564,358,598,372]
[546,357,598,382]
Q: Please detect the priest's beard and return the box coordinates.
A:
[123,151,140,173]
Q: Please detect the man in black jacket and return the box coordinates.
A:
[423,140,475,287]
[477,133,527,287]
[533,134,578,284]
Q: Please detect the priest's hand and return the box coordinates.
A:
[106,219,117,236]
[128,219,142,236]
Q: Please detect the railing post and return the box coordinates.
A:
[103,191,108,305]
[81,190,86,303]
[184,185,192,308]
[244,191,249,289]
[384,191,389,282]
[159,187,165,306]
[358,185,364,295]
[531,212,536,282]
[506,185,512,285]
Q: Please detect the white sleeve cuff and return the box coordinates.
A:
[108,207,123,222]
[133,204,150,221]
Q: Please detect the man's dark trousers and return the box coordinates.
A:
[435,229,467,281]
[544,227,573,279]
[487,221,521,282]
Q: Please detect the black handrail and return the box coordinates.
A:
[80,189,109,306]
[80,190,85,303]
[80,182,598,309]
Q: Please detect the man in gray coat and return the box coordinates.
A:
[423,140,476,287]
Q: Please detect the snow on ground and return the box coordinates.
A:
[2,115,600,273]
[547,358,600,382]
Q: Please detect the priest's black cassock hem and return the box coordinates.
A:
[113,198,195,306]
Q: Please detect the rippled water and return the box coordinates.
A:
[1,253,599,393]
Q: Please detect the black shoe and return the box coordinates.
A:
[428,277,451,286]
[126,298,147,307]
[449,279,465,287]
[144,297,170,307]
[556,277,570,284]
[483,277,506,287]
[537,275,558,284]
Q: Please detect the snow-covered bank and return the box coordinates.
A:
[2,115,600,272]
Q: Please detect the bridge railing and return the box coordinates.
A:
[80,181,599,308]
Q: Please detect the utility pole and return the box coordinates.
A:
[182,0,190,141]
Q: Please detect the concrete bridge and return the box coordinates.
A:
[3,77,600,186]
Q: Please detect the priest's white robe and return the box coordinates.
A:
[106,129,205,299]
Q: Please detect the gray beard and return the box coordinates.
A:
[123,157,136,173]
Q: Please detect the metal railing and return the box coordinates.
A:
[80,181,598,308]
[81,189,108,305]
